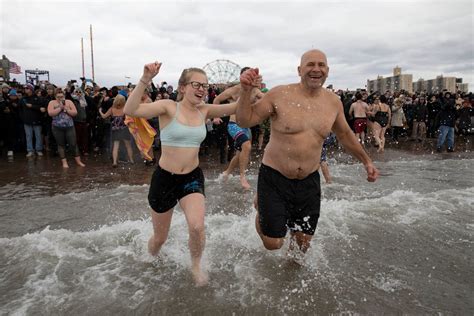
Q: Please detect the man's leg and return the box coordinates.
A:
[253,194,285,250]
[437,125,448,150]
[24,124,34,155]
[255,212,285,250]
[33,125,43,152]
[447,127,455,151]
[289,231,313,254]
[222,151,240,181]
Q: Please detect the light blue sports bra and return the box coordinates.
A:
[160,102,207,148]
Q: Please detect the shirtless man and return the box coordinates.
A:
[236,49,379,254]
[213,67,263,190]
[349,92,370,144]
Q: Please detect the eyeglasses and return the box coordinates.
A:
[188,81,209,90]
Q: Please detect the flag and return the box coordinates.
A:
[9,62,22,74]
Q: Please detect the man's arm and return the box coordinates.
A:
[212,86,239,105]
[235,68,273,128]
[331,100,379,182]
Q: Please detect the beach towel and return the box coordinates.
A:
[125,116,157,161]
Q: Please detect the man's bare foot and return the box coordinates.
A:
[62,162,69,168]
[191,266,209,287]
[240,177,251,190]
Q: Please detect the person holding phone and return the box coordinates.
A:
[47,88,86,168]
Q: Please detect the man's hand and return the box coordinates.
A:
[142,61,162,83]
[240,68,261,92]
[212,117,223,125]
[365,163,379,182]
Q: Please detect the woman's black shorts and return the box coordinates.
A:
[148,165,205,213]
[257,164,321,238]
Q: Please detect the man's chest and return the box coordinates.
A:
[272,99,336,135]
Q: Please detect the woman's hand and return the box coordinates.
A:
[142,61,162,83]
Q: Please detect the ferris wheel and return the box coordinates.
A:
[203,59,241,84]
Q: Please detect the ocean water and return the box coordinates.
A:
[0,151,473,315]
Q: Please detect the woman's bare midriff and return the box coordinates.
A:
[158,146,200,174]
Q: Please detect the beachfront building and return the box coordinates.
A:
[367,66,413,94]
[413,76,469,94]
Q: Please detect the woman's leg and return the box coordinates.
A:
[124,140,135,163]
[112,141,119,166]
[52,126,68,167]
[148,209,174,256]
[65,127,85,167]
[373,123,382,147]
[379,127,387,151]
[179,193,207,286]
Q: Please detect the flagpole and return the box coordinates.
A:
[90,24,95,82]
[81,37,85,78]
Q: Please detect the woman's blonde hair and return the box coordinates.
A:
[113,94,126,109]
[176,68,207,101]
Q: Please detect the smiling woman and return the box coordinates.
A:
[123,61,241,286]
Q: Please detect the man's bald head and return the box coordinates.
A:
[300,49,328,66]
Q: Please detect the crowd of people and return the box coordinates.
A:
[0,77,471,165]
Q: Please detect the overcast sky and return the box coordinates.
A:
[1,0,473,90]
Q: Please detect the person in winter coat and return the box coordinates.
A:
[436,92,457,152]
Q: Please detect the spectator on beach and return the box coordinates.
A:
[411,96,428,142]
[1,89,24,159]
[99,94,134,167]
[43,85,58,154]
[92,87,113,153]
[72,89,89,156]
[403,94,414,134]
[456,97,472,135]
[22,84,45,157]
[1,83,10,100]
[427,94,441,138]
[47,88,86,168]
[436,92,457,152]
[167,85,177,101]
[390,96,406,143]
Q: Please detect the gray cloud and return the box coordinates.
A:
[1,0,472,90]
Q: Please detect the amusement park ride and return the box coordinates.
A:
[203,59,241,84]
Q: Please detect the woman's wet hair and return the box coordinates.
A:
[177,68,207,101]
